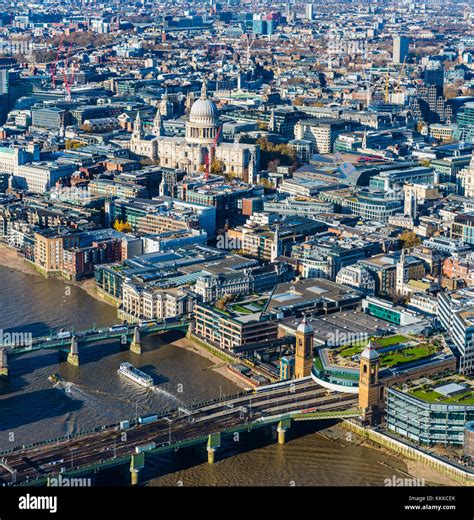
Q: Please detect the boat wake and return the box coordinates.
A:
[150,386,185,406]
[60,381,90,399]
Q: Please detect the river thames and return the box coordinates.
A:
[0,265,427,486]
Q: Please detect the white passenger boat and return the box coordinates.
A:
[118,362,154,388]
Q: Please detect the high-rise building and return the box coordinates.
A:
[393,35,409,64]
[0,69,8,95]
[305,3,314,20]
[457,102,474,143]
[411,83,452,124]
[424,67,444,92]
[438,288,474,374]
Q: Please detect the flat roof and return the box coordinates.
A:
[435,382,468,397]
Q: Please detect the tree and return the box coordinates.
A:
[65,140,85,150]
[259,178,274,190]
[80,123,93,133]
[210,159,224,176]
[215,294,235,310]
[417,121,425,133]
[31,49,57,64]
[256,137,299,172]
[399,231,421,249]
[113,219,132,233]
[419,158,431,167]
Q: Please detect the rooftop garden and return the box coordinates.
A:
[314,355,324,373]
[333,335,443,370]
[380,343,438,368]
[409,388,474,406]
[337,335,410,358]
[228,299,267,315]
[396,373,474,406]
[213,295,269,317]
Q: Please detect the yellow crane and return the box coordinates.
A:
[384,70,390,104]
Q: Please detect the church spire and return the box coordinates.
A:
[153,107,165,137]
[400,247,406,264]
[132,110,143,140]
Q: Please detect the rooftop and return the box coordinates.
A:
[400,374,474,406]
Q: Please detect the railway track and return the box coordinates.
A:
[0,381,357,485]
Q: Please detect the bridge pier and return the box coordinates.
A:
[130,452,145,486]
[0,348,9,378]
[277,418,291,445]
[130,327,142,355]
[67,336,80,366]
[270,424,278,441]
[207,432,221,464]
[207,447,216,464]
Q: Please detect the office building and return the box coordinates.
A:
[294,118,352,154]
[393,35,409,64]
[387,385,474,446]
[438,288,474,374]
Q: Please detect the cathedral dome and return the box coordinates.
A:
[185,80,221,146]
[189,97,219,122]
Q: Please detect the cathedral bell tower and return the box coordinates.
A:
[152,108,165,137]
[294,315,314,379]
[160,89,173,119]
[132,111,143,141]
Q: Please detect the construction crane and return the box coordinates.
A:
[384,70,390,104]
[218,44,227,69]
[204,126,222,181]
[364,68,372,108]
[396,56,407,92]
[246,34,256,67]
[64,61,77,102]
[50,41,66,89]
[62,43,76,101]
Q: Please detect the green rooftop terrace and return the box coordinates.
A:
[409,388,474,406]
[400,374,474,406]
[227,299,267,315]
[334,335,443,370]
[337,335,410,358]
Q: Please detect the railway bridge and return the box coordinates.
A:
[0,379,359,486]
